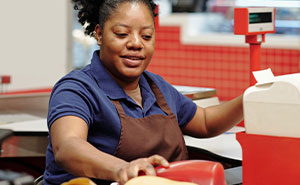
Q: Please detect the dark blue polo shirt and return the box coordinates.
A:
[43,50,197,185]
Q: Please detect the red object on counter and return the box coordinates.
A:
[1,75,11,84]
[155,160,227,185]
[237,132,300,185]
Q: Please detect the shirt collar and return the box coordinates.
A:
[139,73,156,111]
[91,50,127,100]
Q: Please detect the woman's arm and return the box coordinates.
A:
[183,95,243,138]
[50,116,169,184]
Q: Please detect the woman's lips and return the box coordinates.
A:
[121,56,145,67]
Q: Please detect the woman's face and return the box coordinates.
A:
[98,2,155,86]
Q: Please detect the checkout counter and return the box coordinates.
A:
[0,87,225,152]
[0,90,50,157]
[0,85,246,184]
[0,86,220,157]
[0,90,50,178]
[0,85,248,185]
[0,85,247,184]
[2,70,300,184]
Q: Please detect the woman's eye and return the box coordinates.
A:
[115,33,128,37]
[142,35,152,40]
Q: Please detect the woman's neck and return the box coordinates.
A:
[113,75,140,91]
[124,84,143,108]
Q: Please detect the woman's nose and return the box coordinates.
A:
[127,34,143,50]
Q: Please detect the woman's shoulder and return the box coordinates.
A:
[51,65,99,96]
[56,65,95,86]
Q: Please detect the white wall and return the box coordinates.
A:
[0,0,73,91]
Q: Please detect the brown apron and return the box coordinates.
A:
[111,75,188,162]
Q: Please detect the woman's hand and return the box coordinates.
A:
[116,155,169,185]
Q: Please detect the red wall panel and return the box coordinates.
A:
[149,26,300,100]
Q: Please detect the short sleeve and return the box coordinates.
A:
[47,74,94,129]
[170,86,197,128]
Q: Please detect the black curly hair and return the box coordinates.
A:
[72,0,158,37]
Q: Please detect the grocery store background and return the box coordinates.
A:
[73,0,300,101]
[1,0,299,101]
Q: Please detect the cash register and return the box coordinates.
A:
[238,68,300,185]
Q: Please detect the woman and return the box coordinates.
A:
[43,0,243,185]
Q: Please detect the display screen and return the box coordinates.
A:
[249,12,272,24]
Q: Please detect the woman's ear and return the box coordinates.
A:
[94,24,102,46]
